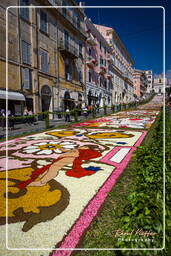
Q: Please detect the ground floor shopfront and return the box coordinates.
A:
[86,83,112,107]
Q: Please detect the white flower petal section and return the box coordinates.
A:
[25,146,38,150]
[61,142,73,145]
[37,160,50,165]
[54,149,62,154]
[23,149,40,153]
[34,142,47,146]
[36,150,52,155]
[62,145,75,149]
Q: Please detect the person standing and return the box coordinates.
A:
[28,109,34,126]
[7,110,14,130]
[83,105,88,119]
[0,109,5,130]
[65,108,70,122]
[23,107,29,125]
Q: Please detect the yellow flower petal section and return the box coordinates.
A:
[0,168,62,217]
[46,131,76,137]
[87,132,134,139]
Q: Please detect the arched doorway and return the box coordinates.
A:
[64,91,75,110]
[88,90,92,106]
[41,85,52,112]
[99,92,102,107]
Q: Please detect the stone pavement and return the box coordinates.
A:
[0,96,162,256]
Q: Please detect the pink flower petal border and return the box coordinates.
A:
[52,131,147,255]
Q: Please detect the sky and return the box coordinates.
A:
[77,0,171,77]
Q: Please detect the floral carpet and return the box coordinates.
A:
[0,96,162,256]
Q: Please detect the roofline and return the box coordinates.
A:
[95,25,134,65]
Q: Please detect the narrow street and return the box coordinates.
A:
[0,95,162,256]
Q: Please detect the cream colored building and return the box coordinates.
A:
[0,0,86,115]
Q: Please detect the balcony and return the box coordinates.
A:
[107,55,113,64]
[99,65,107,75]
[47,0,86,35]
[107,70,113,79]
[86,56,97,68]
[58,39,79,58]
[86,35,97,46]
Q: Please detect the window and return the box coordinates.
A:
[104,79,107,89]
[104,47,106,54]
[100,77,103,87]
[79,42,83,57]
[79,71,83,82]
[65,59,72,81]
[88,47,92,56]
[104,59,106,66]
[100,41,102,49]
[100,56,103,65]
[20,0,29,21]
[22,41,31,64]
[22,68,32,89]
[77,17,80,29]
[40,10,48,33]
[40,49,49,73]
[88,70,92,83]
[64,30,69,49]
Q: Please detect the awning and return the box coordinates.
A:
[0,90,25,101]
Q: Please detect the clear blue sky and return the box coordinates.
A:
[77,0,171,77]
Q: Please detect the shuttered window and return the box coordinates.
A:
[22,41,31,64]
[79,71,83,82]
[22,68,32,89]
[40,10,48,33]
[20,0,29,21]
[40,49,49,73]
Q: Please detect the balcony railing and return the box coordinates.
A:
[107,70,114,79]
[99,65,107,74]
[86,56,97,68]
[107,55,115,65]
[49,0,85,35]
[58,39,79,58]
[86,35,97,46]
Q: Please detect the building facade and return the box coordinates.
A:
[94,25,134,104]
[153,73,166,94]
[145,70,153,94]
[133,69,148,98]
[85,18,113,107]
[0,0,86,115]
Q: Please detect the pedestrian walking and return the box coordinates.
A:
[83,106,88,119]
[23,107,29,125]
[0,109,5,130]
[28,109,34,126]
[65,108,71,122]
[7,110,14,130]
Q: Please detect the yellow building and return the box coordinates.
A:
[0,0,86,115]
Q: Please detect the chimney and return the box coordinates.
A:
[79,2,85,12]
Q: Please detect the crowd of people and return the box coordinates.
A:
[64,103,100,122]
[0,107,35,130]
[0,103,101,130]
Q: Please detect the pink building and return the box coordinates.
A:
[133,69,148,98]
[85,18,113,107]
[94,25,134,104]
